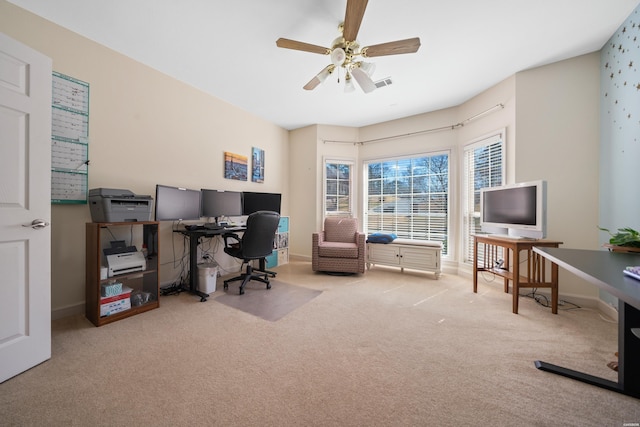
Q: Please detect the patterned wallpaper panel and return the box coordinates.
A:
[599,4,639,307]
[602,6,640,146]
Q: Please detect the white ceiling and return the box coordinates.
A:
[8,0,640,130]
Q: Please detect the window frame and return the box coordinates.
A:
[323,157,355,218]
[363,150,450,254]
[462,130,506,264]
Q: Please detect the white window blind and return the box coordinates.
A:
[364,152,449,254]
[463,133,505,264]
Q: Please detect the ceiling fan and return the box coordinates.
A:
[276,0,421,94]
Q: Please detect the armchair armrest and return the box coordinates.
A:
[311,231,326,271]
[312,231,326,245]
[356,232,366,260]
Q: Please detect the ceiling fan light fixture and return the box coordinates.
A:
[359,61,376,77]
[331,48,346,66]
[344,73,356,93]
[351,67,376,93]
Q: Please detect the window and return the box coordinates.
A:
[364,152,449,254]
[462,132,505,264]
[324,159,354,217]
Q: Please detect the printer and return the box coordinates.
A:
[106,251,147,277]
[89,188,153,222]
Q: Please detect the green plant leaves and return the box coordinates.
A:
[599,226,640,248]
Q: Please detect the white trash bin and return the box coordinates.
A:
[197,262,218,294]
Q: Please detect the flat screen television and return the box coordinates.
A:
[242,192,281,215]
[480,180,547,239]
[201,189,243,220]
[154,185,202,221]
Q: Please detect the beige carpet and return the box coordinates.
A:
[1,260,638,426]
[215,279,322,321]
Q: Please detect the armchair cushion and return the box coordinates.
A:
[318,241,359,258]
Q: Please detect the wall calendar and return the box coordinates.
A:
[51,71,89,204]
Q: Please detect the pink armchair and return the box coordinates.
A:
[312,217,366,274]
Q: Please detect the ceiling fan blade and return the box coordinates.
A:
[303,65,335,91]
[303,76,322,91]
[343,0,368,42]
[362,37,421,57]
[276,38,330,55]
[351,67,376,93]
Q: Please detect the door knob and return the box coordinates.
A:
[23,219,50,229]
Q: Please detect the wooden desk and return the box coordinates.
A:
[473,235,563,314]
[532,247,640,398]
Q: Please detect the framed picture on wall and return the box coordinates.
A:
[224,151,248,181]
[252,147,264,183]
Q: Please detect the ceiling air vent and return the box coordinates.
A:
[374,77,393,89]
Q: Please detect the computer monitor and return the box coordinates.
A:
[201,189,243,220]
[242,192,281,215]
[154,185,201,221]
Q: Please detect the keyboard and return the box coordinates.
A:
[184,224,204,231]
[203,224,223,230]
[184,224,223,231]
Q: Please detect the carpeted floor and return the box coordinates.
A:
[1,260,638,426]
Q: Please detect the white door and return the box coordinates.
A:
[0,32,52,383]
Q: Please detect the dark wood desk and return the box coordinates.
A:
[473,235,563,314]
[175,226,246,302]
[533,247,640,399]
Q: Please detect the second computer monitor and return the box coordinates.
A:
[201,189,243,219]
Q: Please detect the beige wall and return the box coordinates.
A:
[288,125,319,259]
[515,52,601,299]
[1,2,289,317]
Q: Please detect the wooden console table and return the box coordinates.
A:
[473,235,563,314]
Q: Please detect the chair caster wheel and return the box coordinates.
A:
[266,283,271,290]
[239,289,245,295]
[200,297,207,302]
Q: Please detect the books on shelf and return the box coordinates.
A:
[623,266,640,281]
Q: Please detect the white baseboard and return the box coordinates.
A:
[290,254,311,262]
[597,299,619,321]
[52,301,85,320]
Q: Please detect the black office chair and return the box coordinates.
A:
[222,210,280,295]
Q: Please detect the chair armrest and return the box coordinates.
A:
[222,232,241,248]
